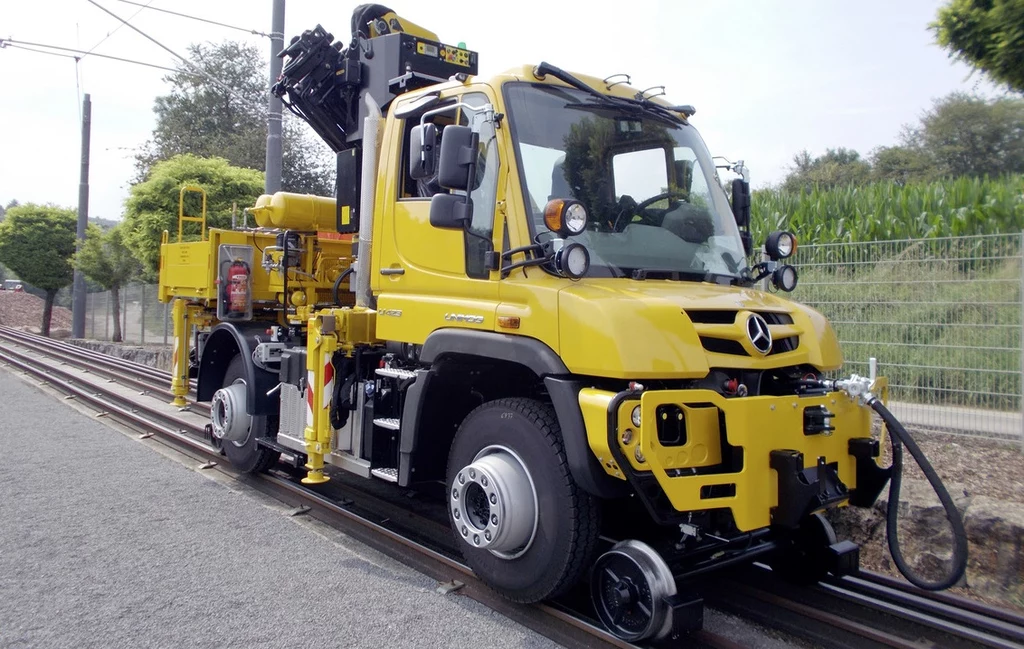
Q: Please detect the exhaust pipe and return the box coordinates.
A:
[356,93,382,309]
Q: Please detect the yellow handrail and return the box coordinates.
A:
[177,185,208,243]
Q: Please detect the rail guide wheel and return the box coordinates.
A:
[591,540,694,642]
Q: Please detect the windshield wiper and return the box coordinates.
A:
[626,268,746,286]
[535,62,685,125]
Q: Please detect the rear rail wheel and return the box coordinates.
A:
[769,512,842,585]
[446,398,600,603]
[210,355,279,473]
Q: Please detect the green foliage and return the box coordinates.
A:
[122,154,264,275]
[0,204,77,291]
[137,40,334,196]
[932,0,1024,93]
[783,148,872,193]
[781,94,1024,190]
[752,174,1024,244]
[0,203,77,335]
[74,224,140,291]
[906,92,1024,178]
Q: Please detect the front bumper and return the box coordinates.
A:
[579,384,890,531]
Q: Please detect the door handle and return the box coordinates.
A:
[380,267,405,276]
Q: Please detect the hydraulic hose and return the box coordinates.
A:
[865,395,968,590]
[331,267,355,307]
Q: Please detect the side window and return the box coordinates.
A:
[462,92,499,279]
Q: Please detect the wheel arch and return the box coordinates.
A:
[196,323,278,416]
[405,329,627,498]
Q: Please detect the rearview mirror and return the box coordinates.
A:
[437,125,477,191]
[731,178,750,229]
[430,192,473,229]
[409,123,437,180]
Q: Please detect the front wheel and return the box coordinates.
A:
[446,398,601,603]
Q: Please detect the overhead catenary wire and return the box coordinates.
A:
[0,38,178,72]
[81,0,156,60]
[114,0,271,38]
[84,0,265,112]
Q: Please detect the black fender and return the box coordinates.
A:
[413,329,627,498]
[196,323,279,416]
[419,328,569,375]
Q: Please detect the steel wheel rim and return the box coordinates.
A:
[450,444,539,560]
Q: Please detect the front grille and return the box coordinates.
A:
[768,335,799,355]
[699,337,746,356]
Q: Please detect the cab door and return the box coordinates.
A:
[374,88,505,344]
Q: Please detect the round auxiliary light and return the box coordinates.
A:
[564,202,588,235]
[544,199,589,237]
[765,231,797,260]
[555,242,590,279]
[631,405,642,428]
[773,264,798,292]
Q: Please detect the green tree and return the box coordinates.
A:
[74,225,141,342]
[136,41,334,196]
[783,148,872,193]
[122,154,264,276]
[905,92,1024,178]
[0,204,76,335]
[870,145,935,184]
[933,0,1024,93]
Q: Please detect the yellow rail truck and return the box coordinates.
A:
[158,6,965,641]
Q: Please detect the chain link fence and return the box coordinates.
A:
[792,233,1023,443]
[82,233,1024,444]
[84,284,170,346]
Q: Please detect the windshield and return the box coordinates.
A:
[504,83,747,280]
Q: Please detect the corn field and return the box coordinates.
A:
[752,175,1024,244]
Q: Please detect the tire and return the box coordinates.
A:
[446,398,601,603]
[218,354,280,473]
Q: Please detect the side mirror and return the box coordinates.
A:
[437,125,477,191]
[731,178,750,228]
[408,123,437,180]
[430,193,473,229]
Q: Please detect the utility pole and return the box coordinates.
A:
[265,0,285,194]
[72,93,91,339]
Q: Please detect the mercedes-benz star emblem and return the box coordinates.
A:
[746,314,773,354]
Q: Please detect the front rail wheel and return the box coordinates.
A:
[211,355,279,473]
[446,398,601,603]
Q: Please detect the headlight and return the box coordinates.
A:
[554,242,590,279]
[765,231,797,260]
[543,199,588,237]
[631,405,642,428]
[773,264,798,292]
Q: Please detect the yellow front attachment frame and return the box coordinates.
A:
[582,381,886,531]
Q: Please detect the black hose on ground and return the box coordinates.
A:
[866,395,968,590]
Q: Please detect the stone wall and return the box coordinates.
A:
[68,339,173,371]
[833,479,1024,605]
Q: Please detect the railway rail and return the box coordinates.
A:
[2,325,1022,649]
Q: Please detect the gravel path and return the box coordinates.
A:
[0,369,558,649]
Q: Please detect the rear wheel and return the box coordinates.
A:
[769,512,838,585]
[211,354,279,473]
[446,398,601,603]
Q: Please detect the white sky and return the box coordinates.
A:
[0,0,1000,220]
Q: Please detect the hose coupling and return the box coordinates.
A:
[823,374,875,405]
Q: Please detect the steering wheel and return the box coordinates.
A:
[611,192,676,232]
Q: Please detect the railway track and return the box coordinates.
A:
[2,326,1022,649]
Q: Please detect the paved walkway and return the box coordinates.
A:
[0,369,556,649]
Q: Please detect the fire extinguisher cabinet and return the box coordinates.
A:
[217,244,254,322]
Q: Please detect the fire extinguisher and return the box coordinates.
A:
[225,259,250,319]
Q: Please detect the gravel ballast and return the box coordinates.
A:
[0,370,559,649]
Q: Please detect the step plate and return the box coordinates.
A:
[370,467,399,483]
[373,417,400,431]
